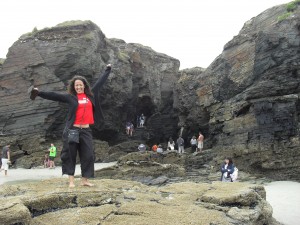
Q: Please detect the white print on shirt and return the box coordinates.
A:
[78,98,89,104]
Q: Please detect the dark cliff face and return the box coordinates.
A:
[0,20,180,151]
[1,3,300,181]
[176,4,300,180]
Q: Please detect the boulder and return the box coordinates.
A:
[0,179,279,224]
[95,159,185,184]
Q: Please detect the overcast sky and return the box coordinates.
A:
[0,0,288,69]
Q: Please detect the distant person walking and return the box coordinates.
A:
[197,132,204,153]
[1,144,11,176]
[48,143,57,169]
[190,136,198,153]
[221,157,235,182]
[167,137,175,151]
[29,64,112,188]
[176,136,185,154]
[139,114,145,127]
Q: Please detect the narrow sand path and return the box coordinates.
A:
[0,162,116,186]
[265,181,300,225]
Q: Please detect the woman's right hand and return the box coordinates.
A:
[28,86,39,100]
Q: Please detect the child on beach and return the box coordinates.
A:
[44,154,50,168]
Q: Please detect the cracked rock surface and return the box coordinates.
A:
[0,179,279,225]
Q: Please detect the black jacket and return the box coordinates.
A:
[220,163,235,181]
[38,67,111,132]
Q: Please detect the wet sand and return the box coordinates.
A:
[0,162,116,186]
[265,181,300,225]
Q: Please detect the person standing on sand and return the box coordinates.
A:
[29,64,112,188]
[48,143,57,169]
[197,132,204,153]
[1,144,11,176]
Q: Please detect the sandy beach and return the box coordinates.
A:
[265,181,300,225]
[0,162,116,186]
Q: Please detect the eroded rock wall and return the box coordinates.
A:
[0,21,179,160]
[176,4,300,180]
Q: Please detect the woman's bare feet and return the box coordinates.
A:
[81,178,94,187]
[69,175,75,188]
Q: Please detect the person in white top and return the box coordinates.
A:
[167,137,175,151]
[190,136,198,153]
[157,145,163,153]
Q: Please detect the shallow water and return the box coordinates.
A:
[265,181,300,225]
[0,162,117,186]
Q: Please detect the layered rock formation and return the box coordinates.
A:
[175,3,300,181]
[0,20,179,164]
[1,2,300,181]
[0,179,279,225]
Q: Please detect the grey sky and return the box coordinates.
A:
[0,0,289,69]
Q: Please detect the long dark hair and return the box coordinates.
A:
[225,157,233,165]
[67,75,93,96]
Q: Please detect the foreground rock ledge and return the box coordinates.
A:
[0,179,279,225]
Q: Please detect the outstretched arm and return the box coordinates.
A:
[38,90,71,103]
[92,64,112,93]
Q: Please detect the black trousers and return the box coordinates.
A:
[191,144,197,152]
[61,127,94,178]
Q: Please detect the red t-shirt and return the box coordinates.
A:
[74,93,94,125]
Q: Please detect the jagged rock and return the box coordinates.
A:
[174,67,209,137]
[118,151,186,165]
[95,150,224,185]
[0,179,279,225]
[0,58,4,70]
[1,2,300,182]
[0,20,179,159]
[95,159,185,184]
[11,139,110,168]
[175,4,300,181]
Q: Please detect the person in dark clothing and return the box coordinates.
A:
[29,64,112,188]
[176,136,185,154]
[220,157,235,182]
